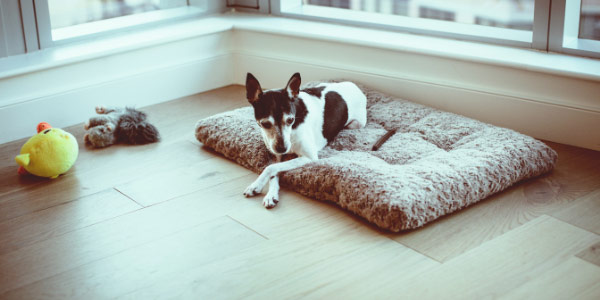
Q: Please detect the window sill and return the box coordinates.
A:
[279,4,533,48]
[52,6,207,44]
[0,14,233,80]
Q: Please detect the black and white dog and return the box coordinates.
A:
[243,72,367,208]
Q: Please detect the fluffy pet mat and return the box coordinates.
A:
[195,82,557,232]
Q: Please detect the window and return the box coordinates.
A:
[48,0,204,43]
[549,0,600,58]
[274,0,600,58]
[275,0,541,49]
[579,0,600,41]
[305,0,535,31]
[48,0,187,29]
[1,1,599,59]
[0,0,222,58]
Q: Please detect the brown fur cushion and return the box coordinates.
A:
[195,82,557,232]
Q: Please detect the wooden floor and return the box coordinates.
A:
[1,85,599,299]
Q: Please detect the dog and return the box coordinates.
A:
[243,72,367,208]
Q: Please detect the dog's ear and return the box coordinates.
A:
[246,73,263,104]
[286,72,301,99]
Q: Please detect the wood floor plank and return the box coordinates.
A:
[0,140,210,223]
[0,188,140,256]
[0,174,257,295]
[1,216,265,300]
[116,214,437,300]
[115,155,252,207]
[576,241,600,267]
[551,189,600,234]
[392,142,600,262]
[229,186,391,240]
[502,256,600,300]
[242,238,437,300]
[371,216,600,299]
[141,85,247,140]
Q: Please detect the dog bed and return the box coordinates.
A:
[195,82,557,232]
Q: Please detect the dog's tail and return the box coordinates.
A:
[119,115,160,145]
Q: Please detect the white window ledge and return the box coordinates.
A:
[279,4,533,47]
[0,15,233,80]
[52,6,208,43]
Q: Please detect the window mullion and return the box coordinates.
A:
[548,0,600,58]
[228,0,271,14]
[532,0,551,50]
[33,0,52,49]
[562,0,582,41]
[0,2,8,58]
[19,0,40,53]
[548,0,566,51]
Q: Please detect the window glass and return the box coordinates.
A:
[48,0,188,29]
[304,0,535,31]
[580,0,600,40]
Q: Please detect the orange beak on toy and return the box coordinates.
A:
[37,122,52,133]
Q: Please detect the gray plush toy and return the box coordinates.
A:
[84,106,160,148]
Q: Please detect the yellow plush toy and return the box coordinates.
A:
[15,122,79,179]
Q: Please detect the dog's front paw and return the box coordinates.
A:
[95,105,107,114]
[243,182,262,197]
[262,194,279,209]
[83,121,90,130]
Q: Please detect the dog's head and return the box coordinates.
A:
[246,72,302,155]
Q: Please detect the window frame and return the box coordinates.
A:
[2,0,600,59]
[227,0,271,14]
[273,0,550,50]
[46,0,225,46]
[0,0,43,57]
[34,0,53,49]
[49,5,206,45]
[549,0,600,58]
[273,0,600,58]
[0,3,8,58]
[0,0,230,60]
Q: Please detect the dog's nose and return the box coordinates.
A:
[274,144,287,154]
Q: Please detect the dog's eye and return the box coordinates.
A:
[260,121,272,129]
[286,117,295,125]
